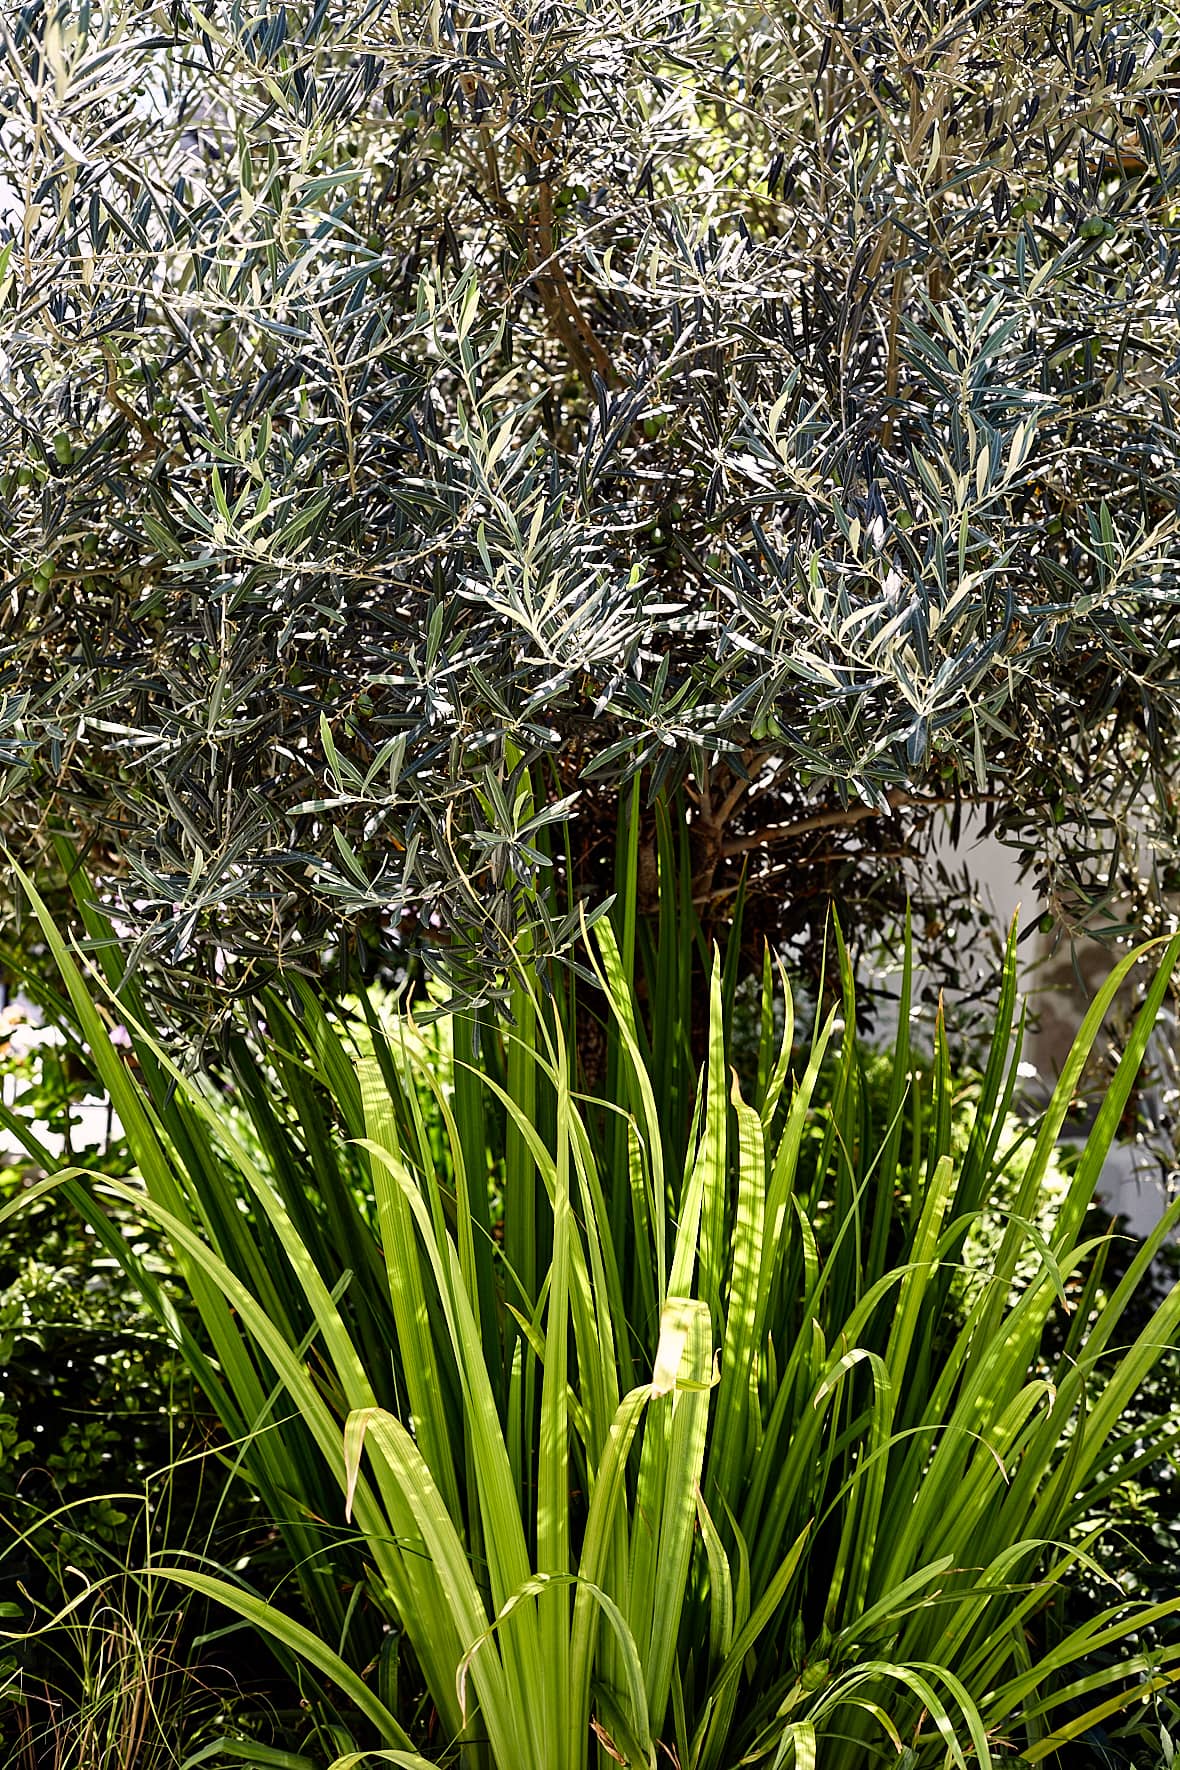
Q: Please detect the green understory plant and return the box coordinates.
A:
[0,1478,292,1770]
[4,860,1180,1767]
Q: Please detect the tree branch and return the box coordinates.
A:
[713,750,773,826]
[719,789,986,859]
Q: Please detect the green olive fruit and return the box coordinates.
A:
[52,431,74,464]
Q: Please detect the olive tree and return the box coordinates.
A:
[4,0,1180,1006]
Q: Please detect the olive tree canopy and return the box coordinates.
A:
[5,0,1180,1001]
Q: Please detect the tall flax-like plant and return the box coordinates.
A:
[5,862,1180,1767]
[0,860,405,1683]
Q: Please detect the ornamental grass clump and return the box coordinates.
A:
[3,863,1180,1767]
